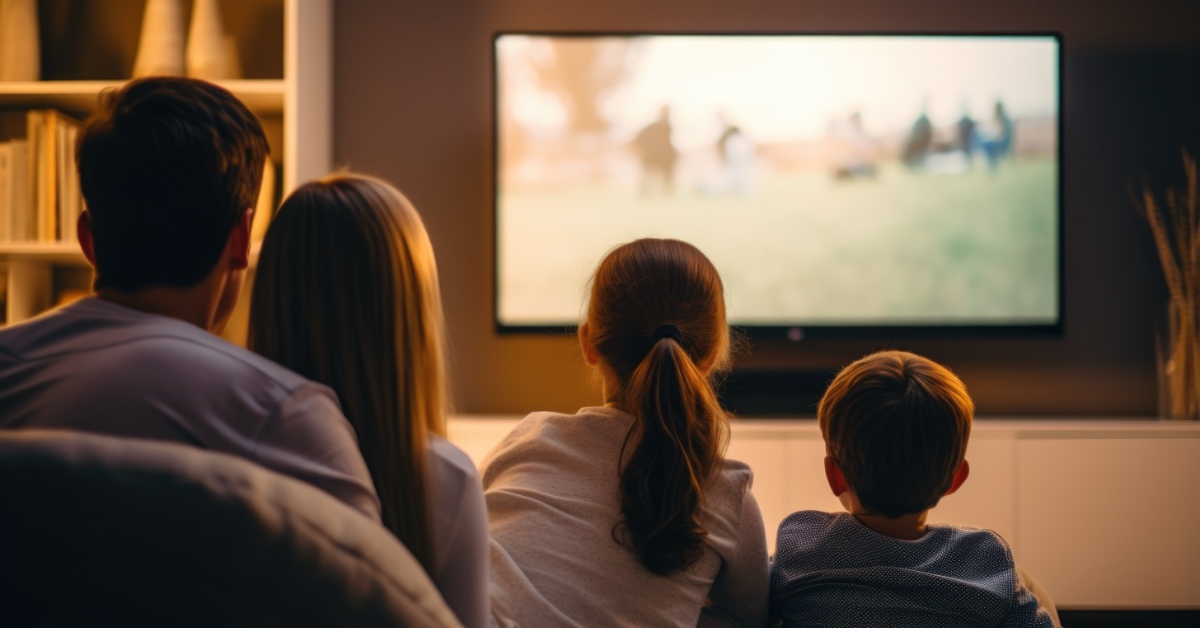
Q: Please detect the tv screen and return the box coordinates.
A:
[494,34,1060,335]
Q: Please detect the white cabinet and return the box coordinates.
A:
[1016,436,1200,607]
[448,416,1200,608]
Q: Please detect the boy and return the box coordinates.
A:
[0,77,379,520]
[770,350,1057,627]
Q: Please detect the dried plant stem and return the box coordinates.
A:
[1167,299,1199,417]
[1138,151,1200,419]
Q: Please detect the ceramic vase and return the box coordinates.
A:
[132,0,185,77]
[0,0,41,81]
[186,0,229,80]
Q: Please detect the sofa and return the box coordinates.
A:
[0,429,462,627]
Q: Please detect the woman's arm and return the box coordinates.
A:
[707,488,770,628]
[431,441,492,628]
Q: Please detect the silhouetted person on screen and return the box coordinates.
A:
[902,110,934,168]
[957,112,977,168]
[980,100,1015,173]
[635,105,678,196]
[714,113,755,194]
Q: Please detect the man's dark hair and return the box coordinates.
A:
[76,77,269,293]
[818,350,974,518]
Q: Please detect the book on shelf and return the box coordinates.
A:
[4,109,86,245]
[28,110,84,243]
[250,158,277,242]
[0,140,31,242]
[0,142,10,242]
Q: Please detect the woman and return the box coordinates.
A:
[249,173,488,628]
[482,238,769,627]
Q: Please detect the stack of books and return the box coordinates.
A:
[0,109,85,243]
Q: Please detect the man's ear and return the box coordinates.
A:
[226,208,254,270]
[943,459,971,496]
[77,211,96,268]
[579,321,600,366]
[824,456,850,497]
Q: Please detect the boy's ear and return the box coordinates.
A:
[824,456,850,497]
[579,321,600,366]
[943,459,971,496]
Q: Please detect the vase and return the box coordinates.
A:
[1157,297,1200,420]
[0,0,40,81]
[132,0,185,77]
[186,0,229,80]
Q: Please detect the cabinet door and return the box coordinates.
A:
[1016,437,1200,607]
[929,432,1017,548]
[727,428,789,553]
[447,417,521,469]
[783,434,844,540]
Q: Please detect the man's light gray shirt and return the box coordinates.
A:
[0,297,380,520]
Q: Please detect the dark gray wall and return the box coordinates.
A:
[333,0,1200,416]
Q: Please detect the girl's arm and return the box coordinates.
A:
[1014,564,1060,628]
[707,488,771,628]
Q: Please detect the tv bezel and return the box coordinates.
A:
[491,31,1065,340]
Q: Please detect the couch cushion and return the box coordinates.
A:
[0,429,462,627]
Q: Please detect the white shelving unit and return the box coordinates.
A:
[0,0,330,344]
[0,79,287,113]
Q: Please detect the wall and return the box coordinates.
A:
[333,0,1200,416]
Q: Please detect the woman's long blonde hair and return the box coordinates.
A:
[249,173,447,573]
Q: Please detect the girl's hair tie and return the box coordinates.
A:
[652,324,682,343]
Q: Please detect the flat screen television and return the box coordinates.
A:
[494,33,1061,338]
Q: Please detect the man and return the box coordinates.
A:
[0,77,380,520]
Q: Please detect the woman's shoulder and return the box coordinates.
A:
[429,435,479,482]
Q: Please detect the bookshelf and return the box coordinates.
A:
[0,79,287,113]
[0,0,330,344]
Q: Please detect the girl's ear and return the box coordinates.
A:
[579,321,600,366]
[824,456,850,497]
[943,459,971,496]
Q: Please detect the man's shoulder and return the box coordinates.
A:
[0,298,311,393]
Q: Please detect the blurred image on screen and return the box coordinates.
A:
[495,35,1059,329]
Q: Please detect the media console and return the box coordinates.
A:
[448,416,1200,609]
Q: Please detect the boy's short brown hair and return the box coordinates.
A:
[818,350,973,518]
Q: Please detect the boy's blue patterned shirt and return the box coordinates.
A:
[770,511,1054,628]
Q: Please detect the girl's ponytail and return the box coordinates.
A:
[585,239,732,575]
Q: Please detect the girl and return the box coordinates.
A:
[483,238,769,627]
[249,173,488,628]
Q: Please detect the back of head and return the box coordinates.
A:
[249,173,446,574]
[76,77,268,293]
[818,350,974,518]
[585,238,731,575]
